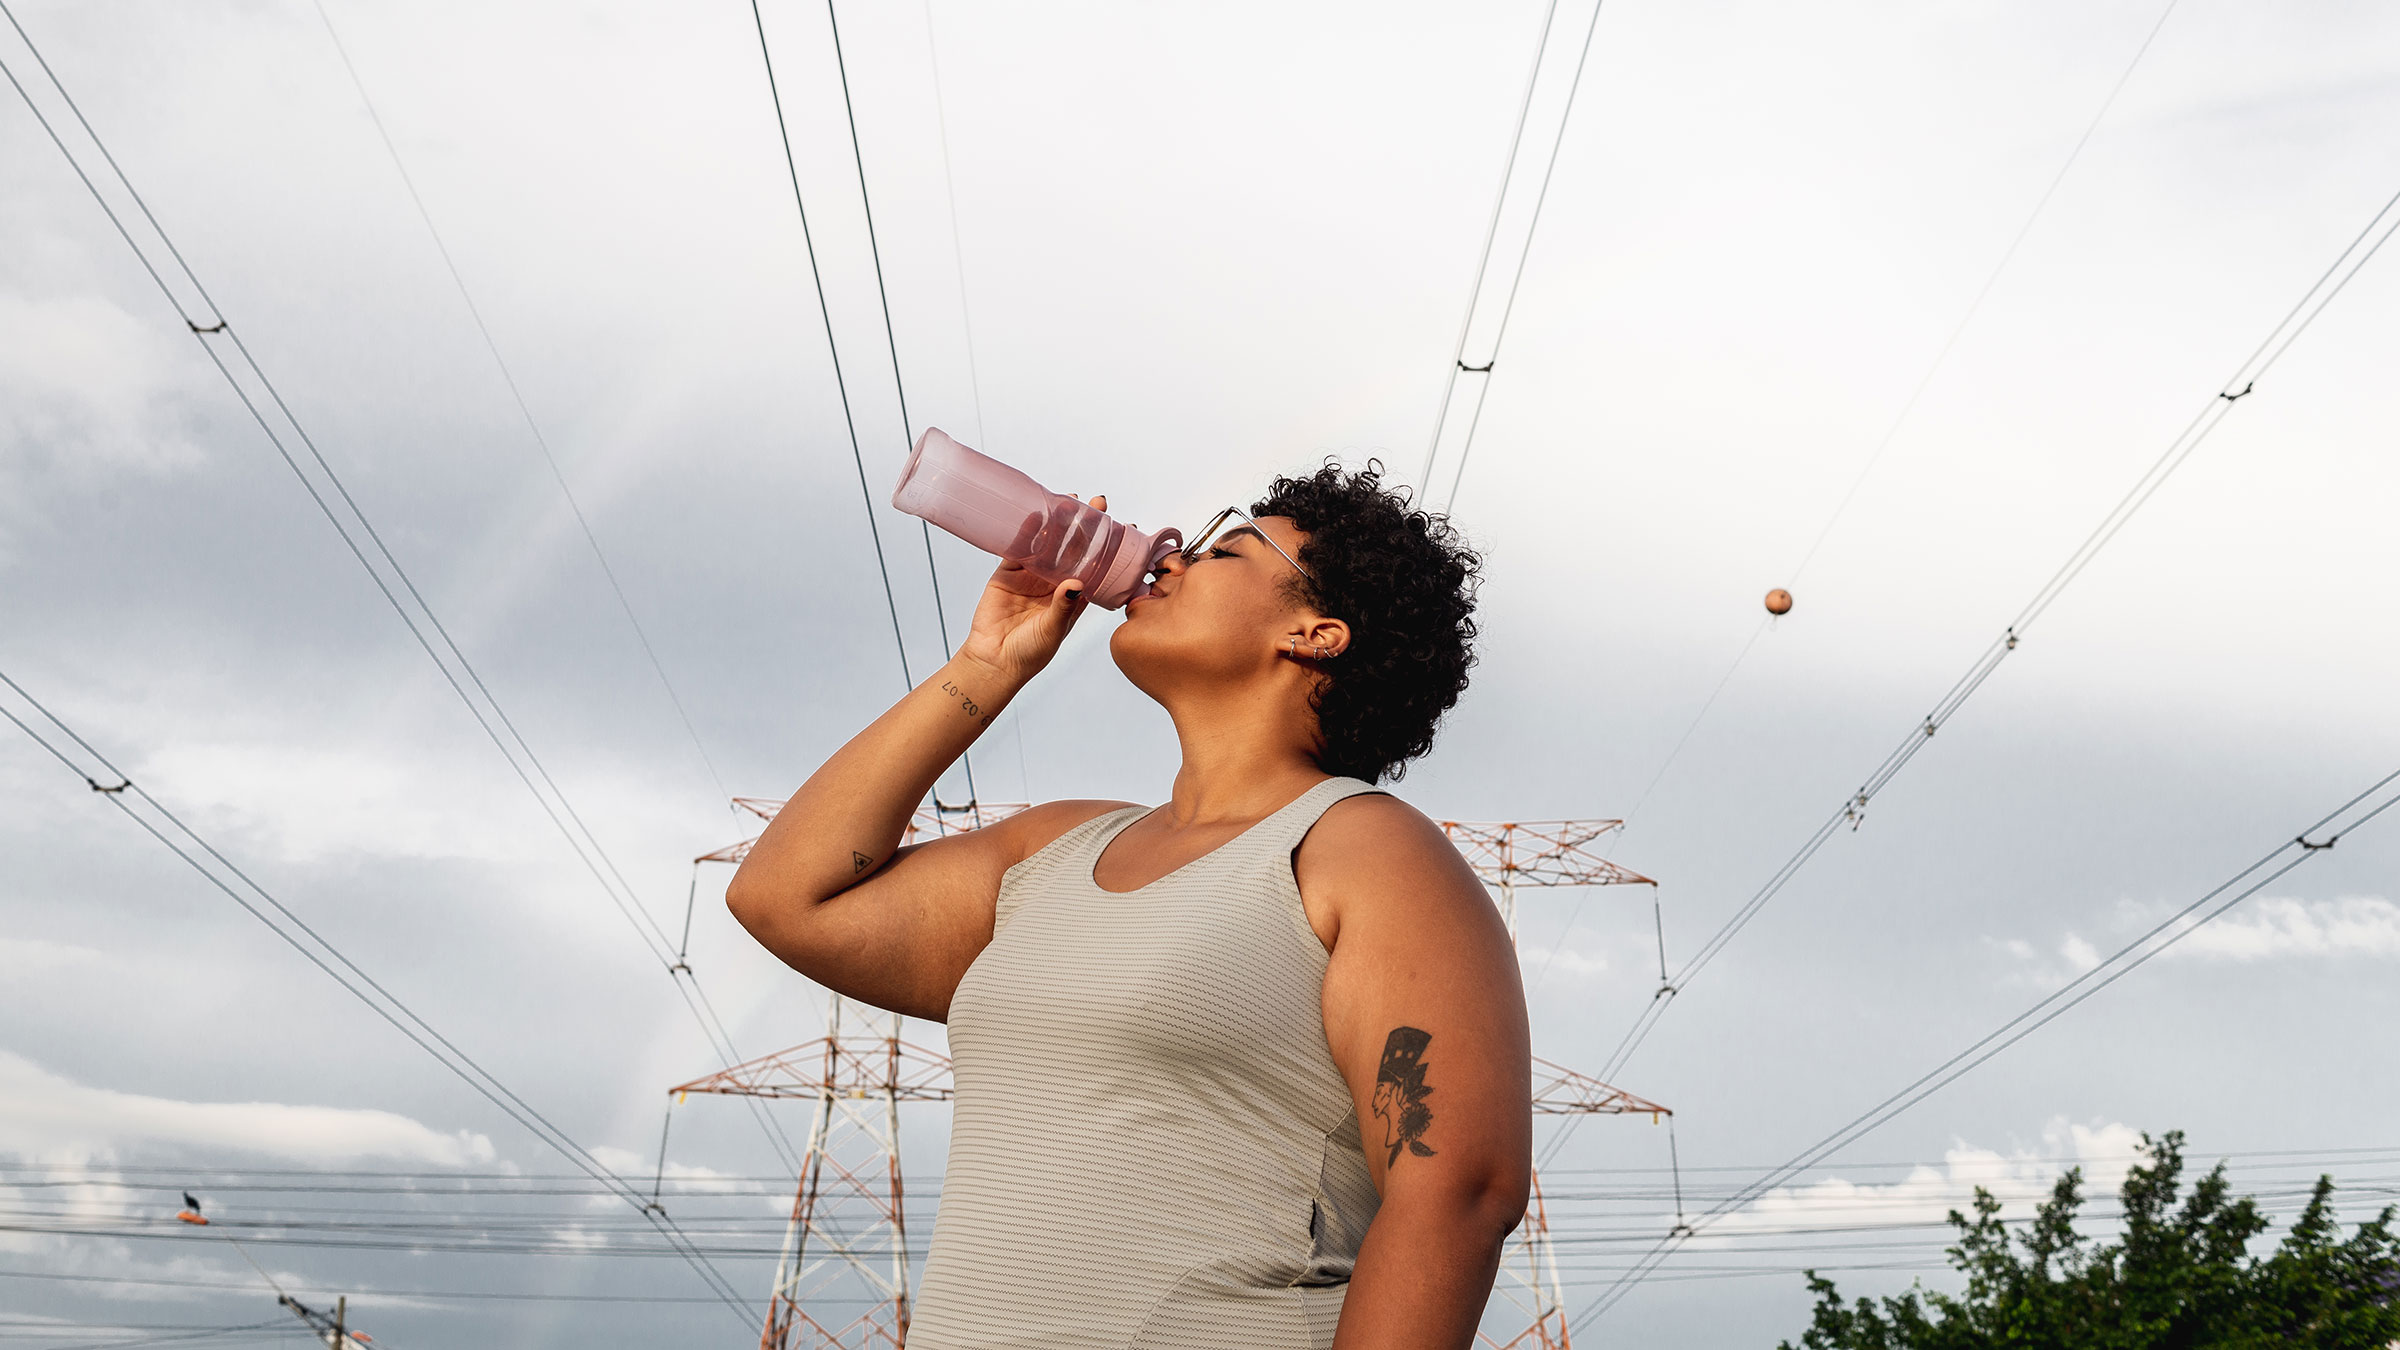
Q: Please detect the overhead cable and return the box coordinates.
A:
[0,1267,833,1307]
[0,0,802,1178]
[1526,0,2184,994]
[10,1139,2387,1190]
[742,0,917,696]
[0,670,757,1328]
[919,0,991,452]
[1579,176,2400,1096]
[1416,0,1560,499]
[6,1319,303,1350]
[1419,0,1606,514]
[820,0,981,809]
[1786,0,2185,586]
[305,0,731,805]
[1569,762,2400,1328]
[0,5,673,967]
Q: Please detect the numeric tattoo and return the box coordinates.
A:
[1371,1026,1438,1167]
[938,679,985,721]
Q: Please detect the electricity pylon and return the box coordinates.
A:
[1436,819,1669,1350]
[683,798,1024,1350]
[683,806,1662,1348]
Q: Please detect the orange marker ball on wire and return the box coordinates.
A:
[1765,588,1793,616]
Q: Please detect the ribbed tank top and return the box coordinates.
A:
[909,776,1389,1350]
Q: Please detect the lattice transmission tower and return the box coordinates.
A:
[679,797,1026,1350]
[678,806,1666,1349]
[1438,819,1670,1350]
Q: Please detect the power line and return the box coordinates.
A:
[304,0,731,805]
[21,1181,2390,1236]
[1419,0,1608,514]
[1786,0,2185,587]
[918,0,1047,806]
[0,671,757,1328]
[0,1221,783,1262]
[7,1320,304,1350]
[1571,175,2400,1101]
[0,1269,886,1307]
[919,0,990,452]
[743,0,1004,849]
[819,0,982,809]
[1525,0,2184,997]
[1568,762,2400,1328]
[743,0,916,696]
[0,5,673,963]
[12,1139,2394,1188]
[1417,0,1561,498]
[0,0,805,1180]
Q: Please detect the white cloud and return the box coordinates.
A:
[2163,896,2400,962]
[119,728,721,888]
[0,1050,495,1166]
[588,1143,730,1182]
[134,737,552,868]
[1702,1118,2150,1246]
[0,293,209,478]
[1530,946,1609,978]
[2000,897,2400,983]
[0,936,109,977]
[1988,933,2104,988]
[586,1145,771,1213]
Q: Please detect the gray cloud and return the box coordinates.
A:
[6,0,2399,1343]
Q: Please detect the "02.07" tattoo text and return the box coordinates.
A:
[940,679,984,720]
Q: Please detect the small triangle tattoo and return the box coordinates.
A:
[852,851,873,874]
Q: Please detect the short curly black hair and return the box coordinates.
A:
[1251,461,1482,783]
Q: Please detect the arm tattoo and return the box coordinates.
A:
[1371,1026,1438,1166]
[938,678,985,721]
[851,851,873,875]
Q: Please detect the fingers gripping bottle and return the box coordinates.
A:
[891,429,1182,610]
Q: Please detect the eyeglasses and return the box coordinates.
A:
[1179,506,1311,580]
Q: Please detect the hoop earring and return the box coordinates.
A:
[1311,642,1328,659]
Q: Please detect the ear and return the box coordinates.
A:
[1282,616,1351,660]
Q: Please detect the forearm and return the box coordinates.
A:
[1333,1192,1517,1349]
[732,653,1019,909]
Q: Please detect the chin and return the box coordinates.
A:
[1108,623,1170,701]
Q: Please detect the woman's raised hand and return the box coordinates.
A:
[956,494,1105,686]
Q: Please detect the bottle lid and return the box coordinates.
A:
[1092,526,1183,610]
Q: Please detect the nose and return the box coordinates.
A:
[1146,546,1190,591]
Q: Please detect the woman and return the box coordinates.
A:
[728,463,1530,1349]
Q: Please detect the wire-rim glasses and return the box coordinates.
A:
[1179,506,1311,580]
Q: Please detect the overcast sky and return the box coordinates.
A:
[4,0,2398,1344]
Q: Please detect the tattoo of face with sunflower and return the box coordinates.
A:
[1371,1026,1437,1167]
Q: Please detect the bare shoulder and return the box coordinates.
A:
[979,797,1140,867]
[1300,791,1468,873]
[1294,791,1492,932]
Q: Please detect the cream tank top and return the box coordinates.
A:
[908,777,1388,1350]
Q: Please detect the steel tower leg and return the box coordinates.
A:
[759,994,916,1349]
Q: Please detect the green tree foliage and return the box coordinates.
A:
[1778,1132,2400,1350]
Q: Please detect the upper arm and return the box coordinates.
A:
[730,798,1130,1022]
[1301,797,1532,1222]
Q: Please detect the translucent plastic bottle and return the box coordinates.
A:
[892,428,1182,610]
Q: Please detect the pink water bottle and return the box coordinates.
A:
[892,429,1182,610]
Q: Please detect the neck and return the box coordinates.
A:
[1157,675,1330,826]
